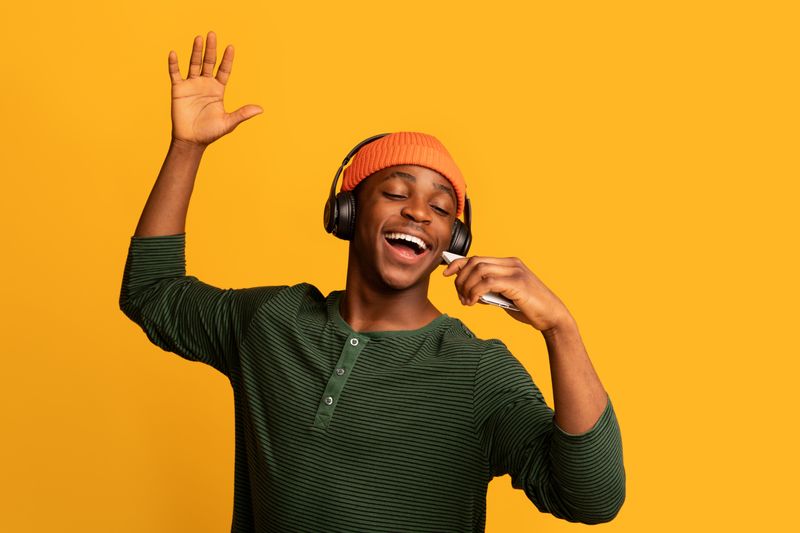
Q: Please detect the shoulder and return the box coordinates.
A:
[256,281,326,310]
[284,281,325,300]
[250,282,339,330]
[443,318,537,389]
[438,316,514,363]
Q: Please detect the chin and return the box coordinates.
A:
[379,270,427,291]
[376,255,436,291]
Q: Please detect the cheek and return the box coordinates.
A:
[438,223,454,246]
[353,213,379,244]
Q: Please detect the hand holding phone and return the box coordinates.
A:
[441,251,521,312]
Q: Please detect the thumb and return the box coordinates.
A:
[227,104,264,130]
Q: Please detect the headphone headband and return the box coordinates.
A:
[327,133,390,211]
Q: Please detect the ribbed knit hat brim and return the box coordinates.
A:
[341,131,466,218]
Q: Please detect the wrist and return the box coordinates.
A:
[170,137,207,156]
[541,312,577,340]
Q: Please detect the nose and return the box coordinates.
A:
[400,195,432,224]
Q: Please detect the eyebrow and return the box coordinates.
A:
[383,171,457,206]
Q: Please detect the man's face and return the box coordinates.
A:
[350,164,459,291]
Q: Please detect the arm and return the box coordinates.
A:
[119,32,276,377]
[133,138,205,237]
[446,255,626,522]
[135,30,263,237]
[473,340,625,524]
[542,316,608,435]
[119,233,286,377]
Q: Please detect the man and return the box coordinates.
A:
[120,31,625,532]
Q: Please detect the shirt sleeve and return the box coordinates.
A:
[473,339,626,524]
[118,232,288,378]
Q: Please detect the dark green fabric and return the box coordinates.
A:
[119,232,625,532]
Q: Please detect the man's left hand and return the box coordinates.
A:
[443,255,573,332]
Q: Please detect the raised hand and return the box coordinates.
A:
[168,31,263,148]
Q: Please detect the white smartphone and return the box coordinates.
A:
[442,251,521,312]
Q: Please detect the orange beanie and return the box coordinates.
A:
[341,131,466,218]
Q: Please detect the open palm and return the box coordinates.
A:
[168,31,262,147]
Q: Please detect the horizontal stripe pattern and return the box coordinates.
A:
[119,232,625,531]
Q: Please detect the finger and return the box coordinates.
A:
[216,45,234,85]
[464,275,517,306]
[201,30,217,77]
[460,262,519,303]
[452,256,511,295]
[442,257,468,276]
[168,50,182,84]
[188,34,203,78]
[444,255,520,277]
[225,105,264,132]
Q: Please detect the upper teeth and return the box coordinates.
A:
[385,232,427,251]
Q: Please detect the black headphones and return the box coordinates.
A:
[323,133,472,265]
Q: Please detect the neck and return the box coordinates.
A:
[340,250,442,333]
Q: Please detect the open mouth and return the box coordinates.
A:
[383,232,431,263]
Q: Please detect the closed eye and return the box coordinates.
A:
[384,193,450,216]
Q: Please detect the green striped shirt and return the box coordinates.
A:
[119,233,625,532]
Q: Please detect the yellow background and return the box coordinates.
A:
[1,1,797,531]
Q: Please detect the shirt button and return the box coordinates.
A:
[324,396,333,405]
[335,368,345,376]
[350,338,359,346]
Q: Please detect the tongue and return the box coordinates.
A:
[388,240,418,258]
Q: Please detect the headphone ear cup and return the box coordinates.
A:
[323,195,336,234]
[333,191,357,241]
[443,219,472,264]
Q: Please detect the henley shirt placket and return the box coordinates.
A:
[312,334,368,431]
